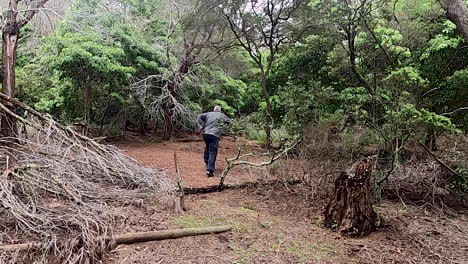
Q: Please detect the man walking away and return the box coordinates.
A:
[197,105,231,177]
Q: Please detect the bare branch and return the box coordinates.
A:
[218,137,302,189]
[18,0,50,28]
[440,107,468,116]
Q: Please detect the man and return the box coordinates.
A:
[197,105,231,177]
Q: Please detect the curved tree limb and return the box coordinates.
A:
[218,137,302,189]
[418,143,461,179]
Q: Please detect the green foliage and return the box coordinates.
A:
[39,28,134,121]
[449,168,468,193]
[230,113,265,142]
[267,36,337,133]
[385,104,461,136]
[17,67,71,116]
[13,0,468,143]
[420,21,463,60]
[373,25,411,61]
[275,83,338,133]
[44,31,134,82]
[435,69,468,130]
[187,65,247,117]
[418,18,468,130]
[109,23,165,77]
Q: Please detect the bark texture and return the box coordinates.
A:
[324,159,377,237]
[440,0,468,42]
[1,0,50,137]
[1,4,20,137]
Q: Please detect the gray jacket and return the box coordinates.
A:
[197,111,231,138]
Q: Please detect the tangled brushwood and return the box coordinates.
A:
[0,95,176,263]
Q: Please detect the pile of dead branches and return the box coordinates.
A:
[383,138,468,210]
[301,120,467,210]
[0,95,176,263]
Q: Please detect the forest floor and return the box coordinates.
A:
[103,137,468,264]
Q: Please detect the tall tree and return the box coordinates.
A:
[1,0,50,137]
[221,0,305,148]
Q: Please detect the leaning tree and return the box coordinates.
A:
[131,0,235,140]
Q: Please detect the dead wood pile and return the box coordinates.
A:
[0,95,176,264]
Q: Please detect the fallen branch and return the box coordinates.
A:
[0,96,176,263]
[218,138,302,189]
[0,225,232,251]
[418,143,461,179]
[184,179,302,194]
[115,225,231,244]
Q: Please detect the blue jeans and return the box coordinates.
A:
[203,134,219,173]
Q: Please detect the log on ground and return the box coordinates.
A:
[183,179,302,195]
[0,225,232,252]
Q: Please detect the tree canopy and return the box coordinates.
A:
[1,0,467,183]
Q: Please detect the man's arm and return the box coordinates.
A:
[223,114,231,124]
[197,113,207,130]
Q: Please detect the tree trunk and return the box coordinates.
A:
[260,70,273,149]
[1,23,20,137]
[324,159,377,237]
[424,128,437,151]
[346,26,372,93]
[83,84,92,135]
[162,96,174,141]
[440,0,468,42]
[161,53,193,141]
[99,99,111,134]
[162,113,173,140]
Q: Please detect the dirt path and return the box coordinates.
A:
[103,140,468,264]
[105,189,352,264]
[114,137,293,188]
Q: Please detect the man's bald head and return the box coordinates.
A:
[213,105,222,112]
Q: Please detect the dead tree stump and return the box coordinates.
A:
[323,159,377,237]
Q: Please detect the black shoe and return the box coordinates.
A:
[207,171,214,177]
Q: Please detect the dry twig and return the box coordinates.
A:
[218,138,302,189]
[0,95,176,263]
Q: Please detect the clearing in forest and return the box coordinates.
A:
[103,139,468,264]
[114,137,301,188]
